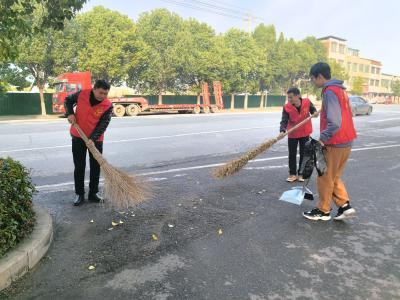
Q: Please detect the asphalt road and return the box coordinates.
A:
[1,105,400,300]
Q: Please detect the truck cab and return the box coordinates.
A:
[52,72,92,113]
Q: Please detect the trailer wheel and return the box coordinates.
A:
[202,106,210,114]
[193,106,201,114]
[113,104,126,117]
[210,106,219,113]
[126,104,141,116]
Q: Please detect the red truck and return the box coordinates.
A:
[52,72,223,117]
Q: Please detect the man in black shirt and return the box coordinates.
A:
[64,80,113,206]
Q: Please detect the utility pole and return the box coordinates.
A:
[246,13,255,32]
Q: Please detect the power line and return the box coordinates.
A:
[193,0,265,21]
[160,0,248,21]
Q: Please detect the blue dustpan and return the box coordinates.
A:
[279,186,314,205]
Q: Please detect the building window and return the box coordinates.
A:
[371,67,375,74]
[365,65,370,73]
[331,42,337,52]
[359,64,364,72]
[381,79,390,88]
[370,79,374,86]
[375,80,380,86]
[339,44,345,54]
[352,63,358,72]
[376,68,380,74]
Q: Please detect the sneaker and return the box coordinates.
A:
[303,208,331,221]
[297,175,305,182]
[286,175,297,182]
[334,201,356,220]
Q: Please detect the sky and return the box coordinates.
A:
[81,0,400,75]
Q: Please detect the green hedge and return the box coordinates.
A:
[0,157,36,258]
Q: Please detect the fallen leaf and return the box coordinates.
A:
[119,220,124,224]
[218,229,223,235]
[177,204,182,207]
[168,224,175,228]
[88,265,95,270]
[111,221,119,226]
[250,212,255,215]
[89,219,94,223]
[107,227,113,231]
[152,234,158,241]
[131,214,135,217]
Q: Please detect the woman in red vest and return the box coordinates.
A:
[280,87,317,183]
[303,62,357,221]
[65,80,113,206]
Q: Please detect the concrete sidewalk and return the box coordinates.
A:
[0,206,53,291]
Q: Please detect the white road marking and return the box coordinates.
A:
[369,117,400,123]
[35,143,400,192]
[0,125,275,153]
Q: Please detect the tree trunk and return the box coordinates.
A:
[244,93,248,110]
[230,94,234,110]
[39,86,46,116]
[158,93,163,105]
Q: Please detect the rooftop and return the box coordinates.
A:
[318,35,347,42]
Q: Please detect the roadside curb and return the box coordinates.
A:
[0,205,53,291]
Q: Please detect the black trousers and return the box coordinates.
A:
[288,136,309,176]
[72,137,103,195]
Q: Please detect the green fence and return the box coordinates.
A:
[0,92,286,116]
[0,92,54,116]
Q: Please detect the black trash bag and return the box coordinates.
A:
[299,138,327,179]
[314,140,327,176]
[300,139,316,179]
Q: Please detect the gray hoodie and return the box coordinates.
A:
[320,79,353,148]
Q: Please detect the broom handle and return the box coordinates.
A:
[72,123,106,165]
[278,110,320,140]
[73,123,91,144]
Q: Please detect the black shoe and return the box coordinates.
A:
[334,201,356,220]
[88,192,102,203]
[73,194,85,206]
[303,208,331,221]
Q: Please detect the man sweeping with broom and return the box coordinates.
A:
[280,87,317,183]
[303,62,357,221]
[65,80,113,206]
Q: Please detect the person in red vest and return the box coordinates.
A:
[64,80,113,206]
[303,62,357,221]
[280,87,317,183]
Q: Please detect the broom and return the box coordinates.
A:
[73,123,150,210]
[213,111,320,179]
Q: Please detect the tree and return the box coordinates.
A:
[0,0,86,61]
[252,24,276,93]
[128,9,184,94]
[222,29,265,94]
[329,60,349,82]
[173,18,217,93]
[391,80,400,103]
[57,6,141,85]
[352,76,364,95]
[0,64,31,91]
[15,28,57,115]
[253,24,276,49]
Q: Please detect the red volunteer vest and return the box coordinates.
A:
[284,98,313,138]
[70,90,112,142]
[320,86,357,145]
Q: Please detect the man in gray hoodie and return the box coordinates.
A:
[303,62,357,221]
